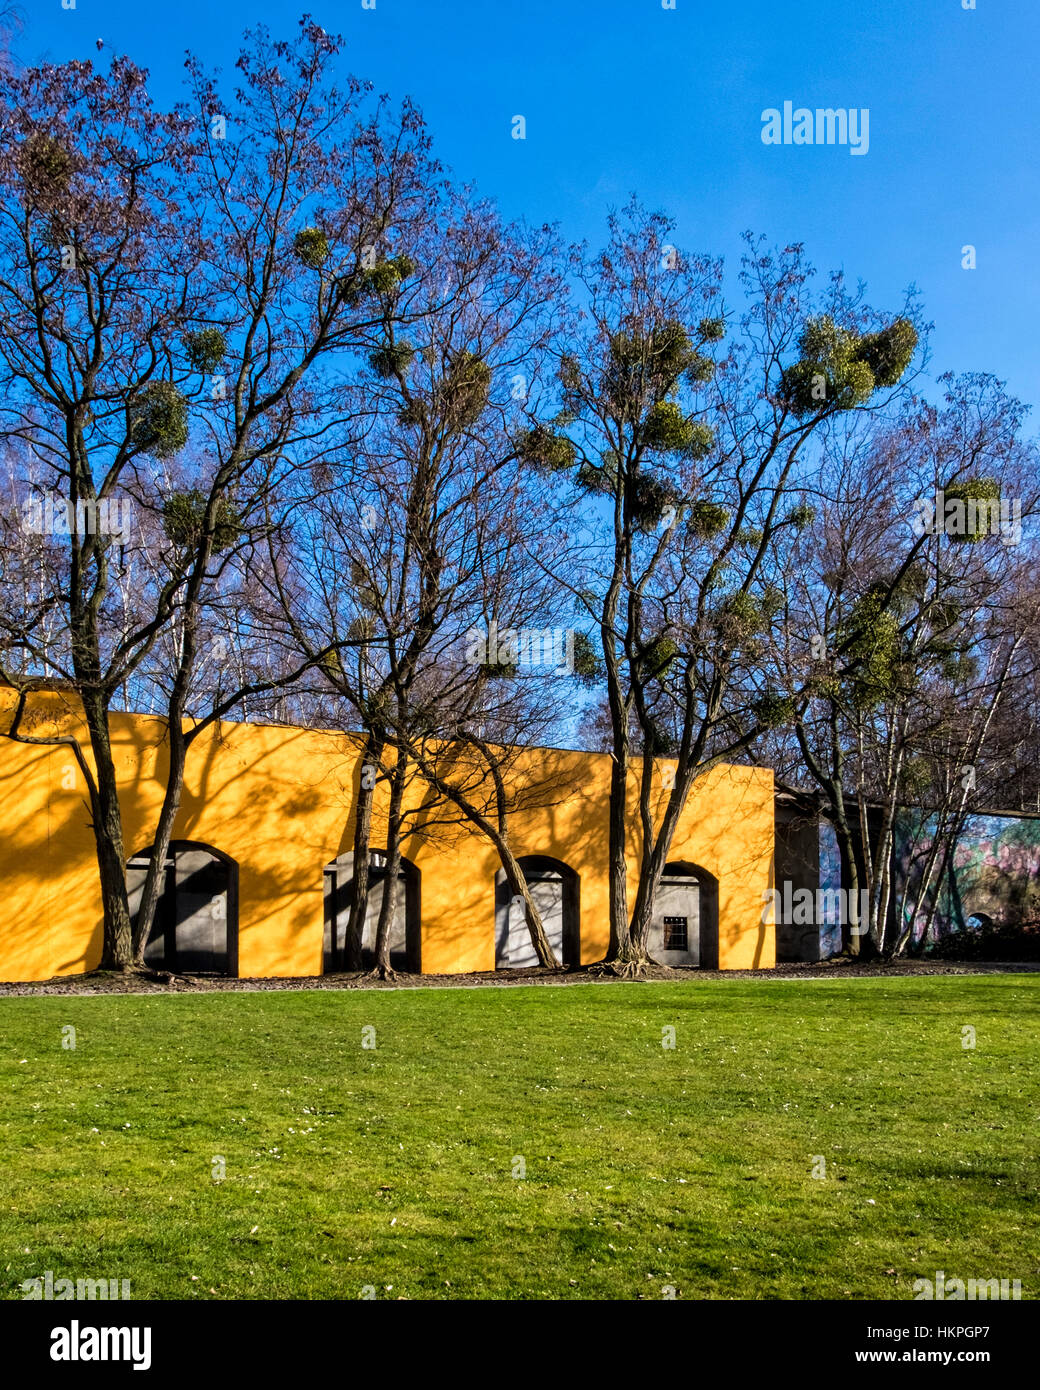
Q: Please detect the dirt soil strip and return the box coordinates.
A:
[1,958,1038,997]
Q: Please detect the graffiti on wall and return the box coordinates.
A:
[819,820,842,957]
[894,812,1040,946]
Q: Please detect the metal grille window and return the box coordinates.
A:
[663,915,688,952]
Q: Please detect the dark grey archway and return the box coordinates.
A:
[649,862,719,968]
[127,841,238,975]
[323,851,421,973]
[494,855,580,969]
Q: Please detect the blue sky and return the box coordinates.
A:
[17,0,1040,418]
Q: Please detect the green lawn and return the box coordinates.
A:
[1,977,1037,1300]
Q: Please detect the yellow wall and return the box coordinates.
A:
[0,691,775,981]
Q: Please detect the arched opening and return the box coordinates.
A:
[650,862,719,968]
[494,855,580,969]
[127,841,238,975]
[323,851,421,973]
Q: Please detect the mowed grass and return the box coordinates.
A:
[1,978,1038,1301]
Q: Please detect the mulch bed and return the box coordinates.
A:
[2,956,1038,997]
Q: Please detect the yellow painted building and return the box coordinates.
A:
[0,690,776,982]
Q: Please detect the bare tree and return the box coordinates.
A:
[0,22,436,970]
[526,207,920,970]
[270,188,568,974]
[775,374,1040,955]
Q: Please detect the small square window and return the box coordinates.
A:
[663,916,688,952]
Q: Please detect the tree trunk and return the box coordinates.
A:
[835,820,871,958]
[131,615,197,964]
[627,756,700,964]
[80,693,134,970]
[407,744,560,967]
[495,838,560,968]
[627,879,663,967]
[628,853,668,964]
[345,729,384,970]
[370,749,408,980]
[371,854,400,980]
[131,717,187,964]
[625,747,661,966]
[605,746,635,963]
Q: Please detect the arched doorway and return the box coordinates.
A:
[495,855,580,969]
[127,842,237,975]
[323,851,421,973]
[650,862,719,968]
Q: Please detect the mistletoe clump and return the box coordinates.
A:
[685,352,716,386]
[839,588,907,708]
[712,589,766,646]
[516,424,576,473]
[759,584,785,619]
[576,456,618,494]
[642,400,688,452]
[558,353,583,396]
[400,351,490,430]
[350,560,380,612]
[131,382,189,458]
[901,757,933,801]
[929,595,963,631]
[937,648,978,684]
[604,318,699,413]
[481,655,518,680]
[687,498,730,540]
[630,471,679,532]
[294,227,331,269]
[787,503,816,529]
[18,130,75,206]
[369,342,415,378]
[641,402,715,460]
[571,631,602,686]
[780,318,872,414]
[735,526,764,546]
[856,318,919,388]
[645,726,678,756]
[438,351,492,429]
[753,689,795,730]
[163,490,241,552]
[943,476,1002,543]
[636,633,680,681]
[780,315,917,415]
[358,254,416,297]
[686,421,716,460]
[183,328,227,374]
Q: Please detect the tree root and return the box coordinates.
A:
[367,963,398,982]
[586,958,653,979]
[138,966,197,987]
[94,965,192,988]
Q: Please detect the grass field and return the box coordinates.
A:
[1,977,1038,1300]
